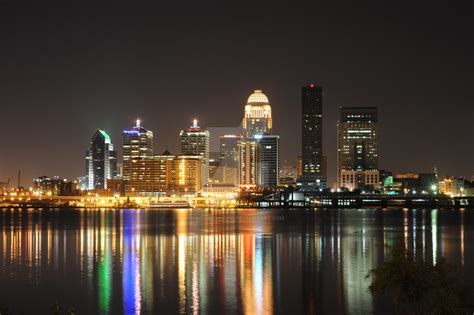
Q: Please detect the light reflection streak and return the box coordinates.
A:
[0,208,469,314]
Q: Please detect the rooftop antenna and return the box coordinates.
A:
[136,119,141,128]
[192,118,198,128]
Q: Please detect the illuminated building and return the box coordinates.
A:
[166,155,202,195]
[439,177,465,196]
[340,170,380,191]
[242,90,272,137]
[296,156,302,177]
[337,107,378,186]
[33,176,76,196]
[85,129,117,190]
[122,120,154,181]
[256,134,280,187]
[126,151,174,195]
[238,138,260,187]
[201,183,239,199]
[180,119,210,185]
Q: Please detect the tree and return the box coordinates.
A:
[367,238,469,314]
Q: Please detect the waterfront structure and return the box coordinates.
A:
[439,177,465,197]
[33,176,76,196]
[242,90,272,137]
[166,155,202,195]
[125,151,174,196]
[256,134,280,187]
[394,172,438,194]
[340,170,380,191]
[85,129,117,190]
[122,120,154,180]
[180,119,210,185]
[238,138,260,187]
[337,107,378,186]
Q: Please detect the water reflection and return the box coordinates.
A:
[0,208,471,314]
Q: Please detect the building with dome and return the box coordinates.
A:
[242,90,273,137]
[239,90,280,187]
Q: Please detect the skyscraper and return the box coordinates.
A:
[337,107,378,186]
[242,90,272,137]
[85,129,117,190]
[238,138,260,187]
[256,134,280,187]
[219,135,241,167]
[301,84,323,177]
[180,119,210,185]
[122,119,154,181]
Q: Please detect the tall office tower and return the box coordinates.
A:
[85,129,117,190]
[122,119,154,180]
[301,84,323,178]
[256,134,280,187]
[238,138,260,186]
[219,135,241,167]
[180,119,210,185]
[242,90,272,137]
[337,107,378,186]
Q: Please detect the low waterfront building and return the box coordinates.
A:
[33,176,77,196]
[202,183,239,199]
[339,169,380,191]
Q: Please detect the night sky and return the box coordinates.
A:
[0,1,472,186]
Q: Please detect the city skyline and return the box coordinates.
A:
[0,2,472,186]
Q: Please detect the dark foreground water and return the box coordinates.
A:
[0,208,472,314]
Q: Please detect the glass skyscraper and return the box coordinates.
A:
[85,129,117,190]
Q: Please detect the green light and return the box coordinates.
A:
[430,184,437,191]
[99,129,112,142]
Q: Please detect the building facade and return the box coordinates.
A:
[125,152,174,195]
[180,119,210,186]
[166,155,202,195]
[122,120,154,181]
[301,84,323,177]
[85,129,117,190]
[340,169,380,191]
[337,107,378,186]
[238,138,260,187]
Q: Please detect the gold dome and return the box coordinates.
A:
[247,90,269,104]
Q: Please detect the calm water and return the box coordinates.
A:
[0,208,472,314]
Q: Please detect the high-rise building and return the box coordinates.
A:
[166,155,202,195]
[256,134,280,187]
[85,129,117,190]
[301,84,323,177]
[242,90,272,137]
[180,119,210,185]
[219,135,241,167]
[123,120,154,180]
[238,138,260,187]
[337,107,378,186]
